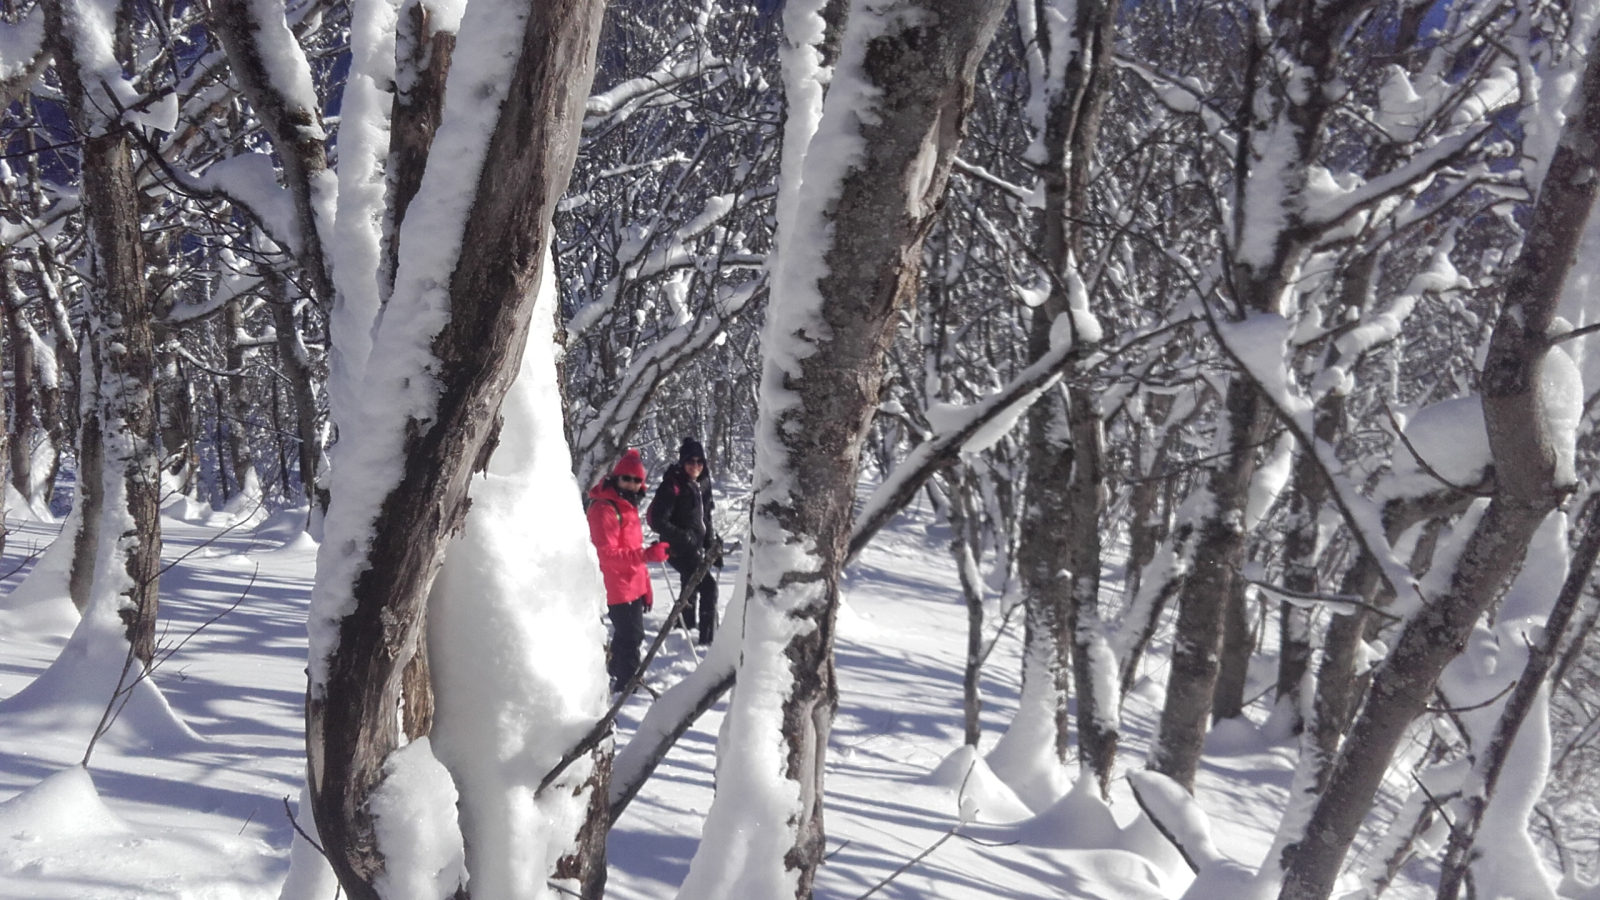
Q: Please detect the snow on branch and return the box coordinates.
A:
[1300,124,1493,232]
[951,157,1038,206]
[1246,578,1399,622]
[1205,306,1426,613]
[572,279,763,487]
[850,316,1191,560]
[585,50,725,128]
[0,5,46,106]
[565,186,762,340]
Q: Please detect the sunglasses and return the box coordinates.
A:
[618,475,644,485]
[685,458,706,466]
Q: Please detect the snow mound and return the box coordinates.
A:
[834,594,880,639]
[985,771,1122,849]
[1127,770,1225,869]
[4,484,54,522]
[985,703,1070,811]
[1203,715,1271,756]
[0,767,128,841]
[252,506,314,549]
[923,745,1031,823]
[0,605,204,753]
[369,738,466,900]
[161,494,212,524]
[0,768,281,900]
[1042,848,1170,900]
[0,519,78,640]
[1178,857,1262,900]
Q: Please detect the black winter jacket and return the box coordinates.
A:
[646,463,714,563]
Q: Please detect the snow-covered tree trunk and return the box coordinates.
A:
[674,2,1007,896]
[426,265,613,900]
[1000,0,1118,802]
[30,242,80,451]
[304,0,606,896]
[265,270,326,510]
[154,347,197,498]
[940,470,987,747]
[385,0,456,297]
[0,263,10,554]
[1277,28,1600,900]
[1150,381,1273,787]
[2,256,41,509]
[68,377,103,615]
[1211,561,1255,720]
[1151,0,1379,790]
[47,0,163,667]
[223,298,258,501]
[1275,404,1339,723]
[926,469,990,748]
[206,0,337,310]
[1434,495,1600,900]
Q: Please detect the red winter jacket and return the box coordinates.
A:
[587,479,668,606]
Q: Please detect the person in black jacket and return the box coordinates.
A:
[646,436,720,644]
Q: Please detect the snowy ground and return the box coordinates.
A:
[0,498,1438,899]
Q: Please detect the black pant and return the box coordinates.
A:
[670,557,719,644]
[607,597,647,687]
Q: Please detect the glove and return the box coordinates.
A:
[644,540,669,563]
[644,595,654,613]
[709,536,725,569]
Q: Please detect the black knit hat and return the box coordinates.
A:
[679,436,706,464]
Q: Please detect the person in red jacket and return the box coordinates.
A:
[588,448,669,692]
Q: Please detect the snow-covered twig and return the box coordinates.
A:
[1247,578,1400,622]
[951,157,1035,203]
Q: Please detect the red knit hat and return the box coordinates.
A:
[612,448,647,481]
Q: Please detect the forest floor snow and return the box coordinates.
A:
[0,499,1437,899]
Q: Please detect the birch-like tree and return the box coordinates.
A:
[674,1,1009,896]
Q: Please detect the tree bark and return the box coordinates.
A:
[1276,415,1335,718]
[1152,0,1381,790]
[68,392,103,614]
[1011,0,1119,796]
[2,255,40,507]
[307,0,606,895]
[679,4,1008,895]
[1150,380,1272,788]
[1212,565,1255,722]
[48,0,163,667]
[205,0,336,309]
[0,258,11,557]
[942,469,986,747]
[265,271,326,510]
[223,298,256,497]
